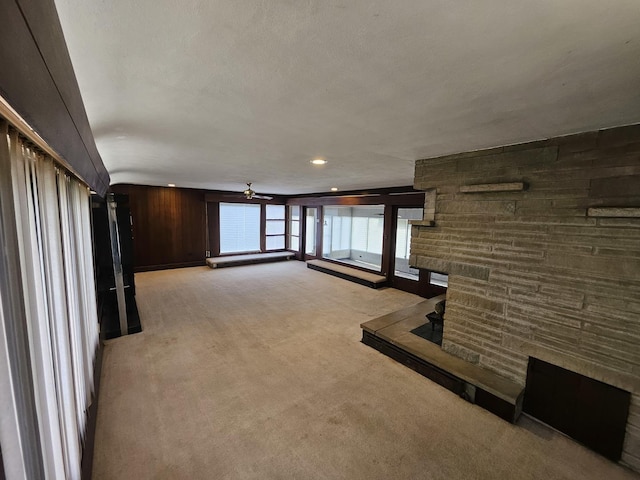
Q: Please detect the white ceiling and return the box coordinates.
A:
[54,0,640,195]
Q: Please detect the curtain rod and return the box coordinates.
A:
[0,95,86,186]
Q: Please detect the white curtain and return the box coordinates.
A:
[0,123,99,479]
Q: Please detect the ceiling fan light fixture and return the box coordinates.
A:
[243,182,255,199]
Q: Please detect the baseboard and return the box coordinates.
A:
[134,260,206,272]
[81,341,104,480]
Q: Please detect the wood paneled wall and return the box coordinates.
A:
[111,185,206,271]
[0,0,109,194]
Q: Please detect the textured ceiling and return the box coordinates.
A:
[54,0,640,195]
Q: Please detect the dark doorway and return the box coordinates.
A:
[523,357,630,461]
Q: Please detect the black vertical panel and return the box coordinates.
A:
[524,357,631,461]
[0,0,109,194]
[91,194,141,339]
[0,444,5,480]
[208,202,220,257]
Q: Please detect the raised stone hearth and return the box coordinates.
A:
[361,298,524,423]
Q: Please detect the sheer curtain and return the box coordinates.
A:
[0,121,99,479]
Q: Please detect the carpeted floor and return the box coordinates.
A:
[92,262,639,479]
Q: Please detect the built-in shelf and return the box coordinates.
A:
[587,207,640,218]
[409,220,435,227]
[460,182,525,193]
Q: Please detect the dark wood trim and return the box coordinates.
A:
[390,274,423,296]
[259,204,266,252]
[381,205,394,276]
[81,341,104,480]
[207,202,220,257]
[424,278,448,298]
[288,185,421,199]
[133,260,206,272]
[286,205,302,260]
[316,206,324,261]
[287,191,424,207]
[205,192,287,204]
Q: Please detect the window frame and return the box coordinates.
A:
[218,202,262,255]
[264,204,286,251]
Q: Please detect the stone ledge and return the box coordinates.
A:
[587,207,640,218]
[460,182,526,193]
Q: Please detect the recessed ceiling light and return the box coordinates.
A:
[310,158,327,165]
[167,183,176,187]
[331,187,338,191]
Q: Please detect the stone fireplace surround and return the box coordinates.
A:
[411,123,640,472]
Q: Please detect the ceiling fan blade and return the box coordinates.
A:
[253,194,273,200]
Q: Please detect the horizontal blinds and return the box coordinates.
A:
[219,203,260,254]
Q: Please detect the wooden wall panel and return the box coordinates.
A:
[111,185,206,271]
[0,0,109,194]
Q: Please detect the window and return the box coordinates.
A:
[265,204,285,250]
[394,207,423,280]
[287,205,300,251]
[219,203,260,253]
[322,205,384,271]
[430,272,449,288]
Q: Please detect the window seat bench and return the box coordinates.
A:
[206,251,294,269]
[360,297,524,423]
[306,259,387,289]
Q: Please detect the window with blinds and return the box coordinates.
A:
[219,203,260,254]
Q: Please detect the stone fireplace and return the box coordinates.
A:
[410,124,640,471]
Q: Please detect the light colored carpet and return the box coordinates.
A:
[92,262,638,480]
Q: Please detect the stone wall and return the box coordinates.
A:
[411,123,640,471]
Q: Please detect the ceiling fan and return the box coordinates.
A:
[243,182,273,200]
